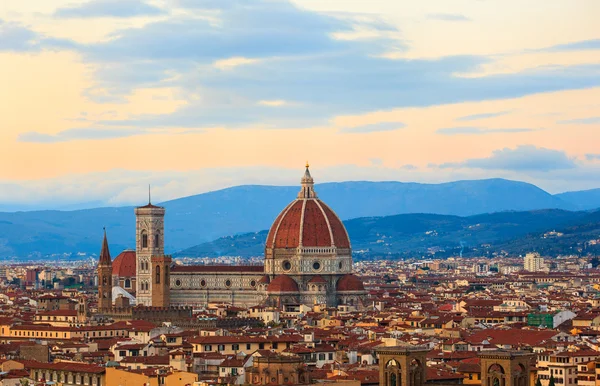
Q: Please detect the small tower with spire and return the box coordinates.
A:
[298,162,317,199]
[97,228,113,311]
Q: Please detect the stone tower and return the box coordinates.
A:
[151,254,172,307]
[77,297,88,324]
[135,198,166,307]
[97,230,113,310]
[480,350,534,386]
[377,346,428,386]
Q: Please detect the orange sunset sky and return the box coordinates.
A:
[0,0,599,209]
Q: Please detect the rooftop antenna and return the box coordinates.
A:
[149,185,152,205]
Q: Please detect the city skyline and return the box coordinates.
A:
[1,0,599,209]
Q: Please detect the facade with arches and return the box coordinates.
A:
[377,348,535,386]
[377,346,428,386]
[480,351,534,386]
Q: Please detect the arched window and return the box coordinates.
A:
[155,233,160,248]
[156,266,161,284]
[102,276,107,285]
[164,265,169,284]
[142,231,148,248]
[124,279,131,288]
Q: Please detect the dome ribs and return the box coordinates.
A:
[301,200,332,247]
[273,200,303,248]
[319,202,351,249]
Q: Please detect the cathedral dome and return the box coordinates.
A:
[336,274,365,292]
[112,250,136,277]
[265,165,350,250]
[267,275,299,293]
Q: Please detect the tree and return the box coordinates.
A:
[549,374,556,386]
[536,378,542,386]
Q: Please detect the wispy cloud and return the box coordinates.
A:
[258,100,289,107]
[587,154,600,161]
[437,127,538,135]
[542,39,600,52]
[427,13,471,22]
[340,122,406,134]
[54,0,167,18]
[439,145,577,172]
[457,111,511,121]
[558,117,600,124]
[0,19,76,52]
[18,128,158,143]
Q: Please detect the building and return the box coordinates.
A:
[524,253,545,272]
[527,311,577,329]
[97,165,367,311]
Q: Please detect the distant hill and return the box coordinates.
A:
[175,209,595,258]
[0,178,584,258]
[555,188,600,210]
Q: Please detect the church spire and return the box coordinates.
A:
[298,162,317,199]
[99,228,111,266]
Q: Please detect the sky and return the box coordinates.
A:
[1,0,599,210]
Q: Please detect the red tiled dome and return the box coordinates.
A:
[265,166,350,250]
[336,274,365,292]
[258,275,270,284]
[266,275,299,293]
[112,250,136,277]
[308,275,327,284]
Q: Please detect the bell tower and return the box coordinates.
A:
[135,191,166,307]
[97,229,113,311]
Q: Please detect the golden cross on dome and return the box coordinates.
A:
[305,161,309,168]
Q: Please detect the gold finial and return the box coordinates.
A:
[305,161,309,168]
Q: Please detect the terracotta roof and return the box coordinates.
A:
[267,275,299,293]
[308,275,327,284]
[337,274,365,292]
[112,250,136,277]
[19,360,105,374]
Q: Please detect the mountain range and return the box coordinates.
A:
[0,178,598,258]
[175,208,600,258]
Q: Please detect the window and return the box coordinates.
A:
[119,350,126,357]
[156,265,161,284]
[232,344,239,350]
[142,232,148,248]
[246,344,251,350]
[165,265,169,284]
[329,353,333,360]
[204,345,212,351]
[124,279,131,288]
[319,353,325,360]
[218,345,225,352]
[155,233,160,248]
